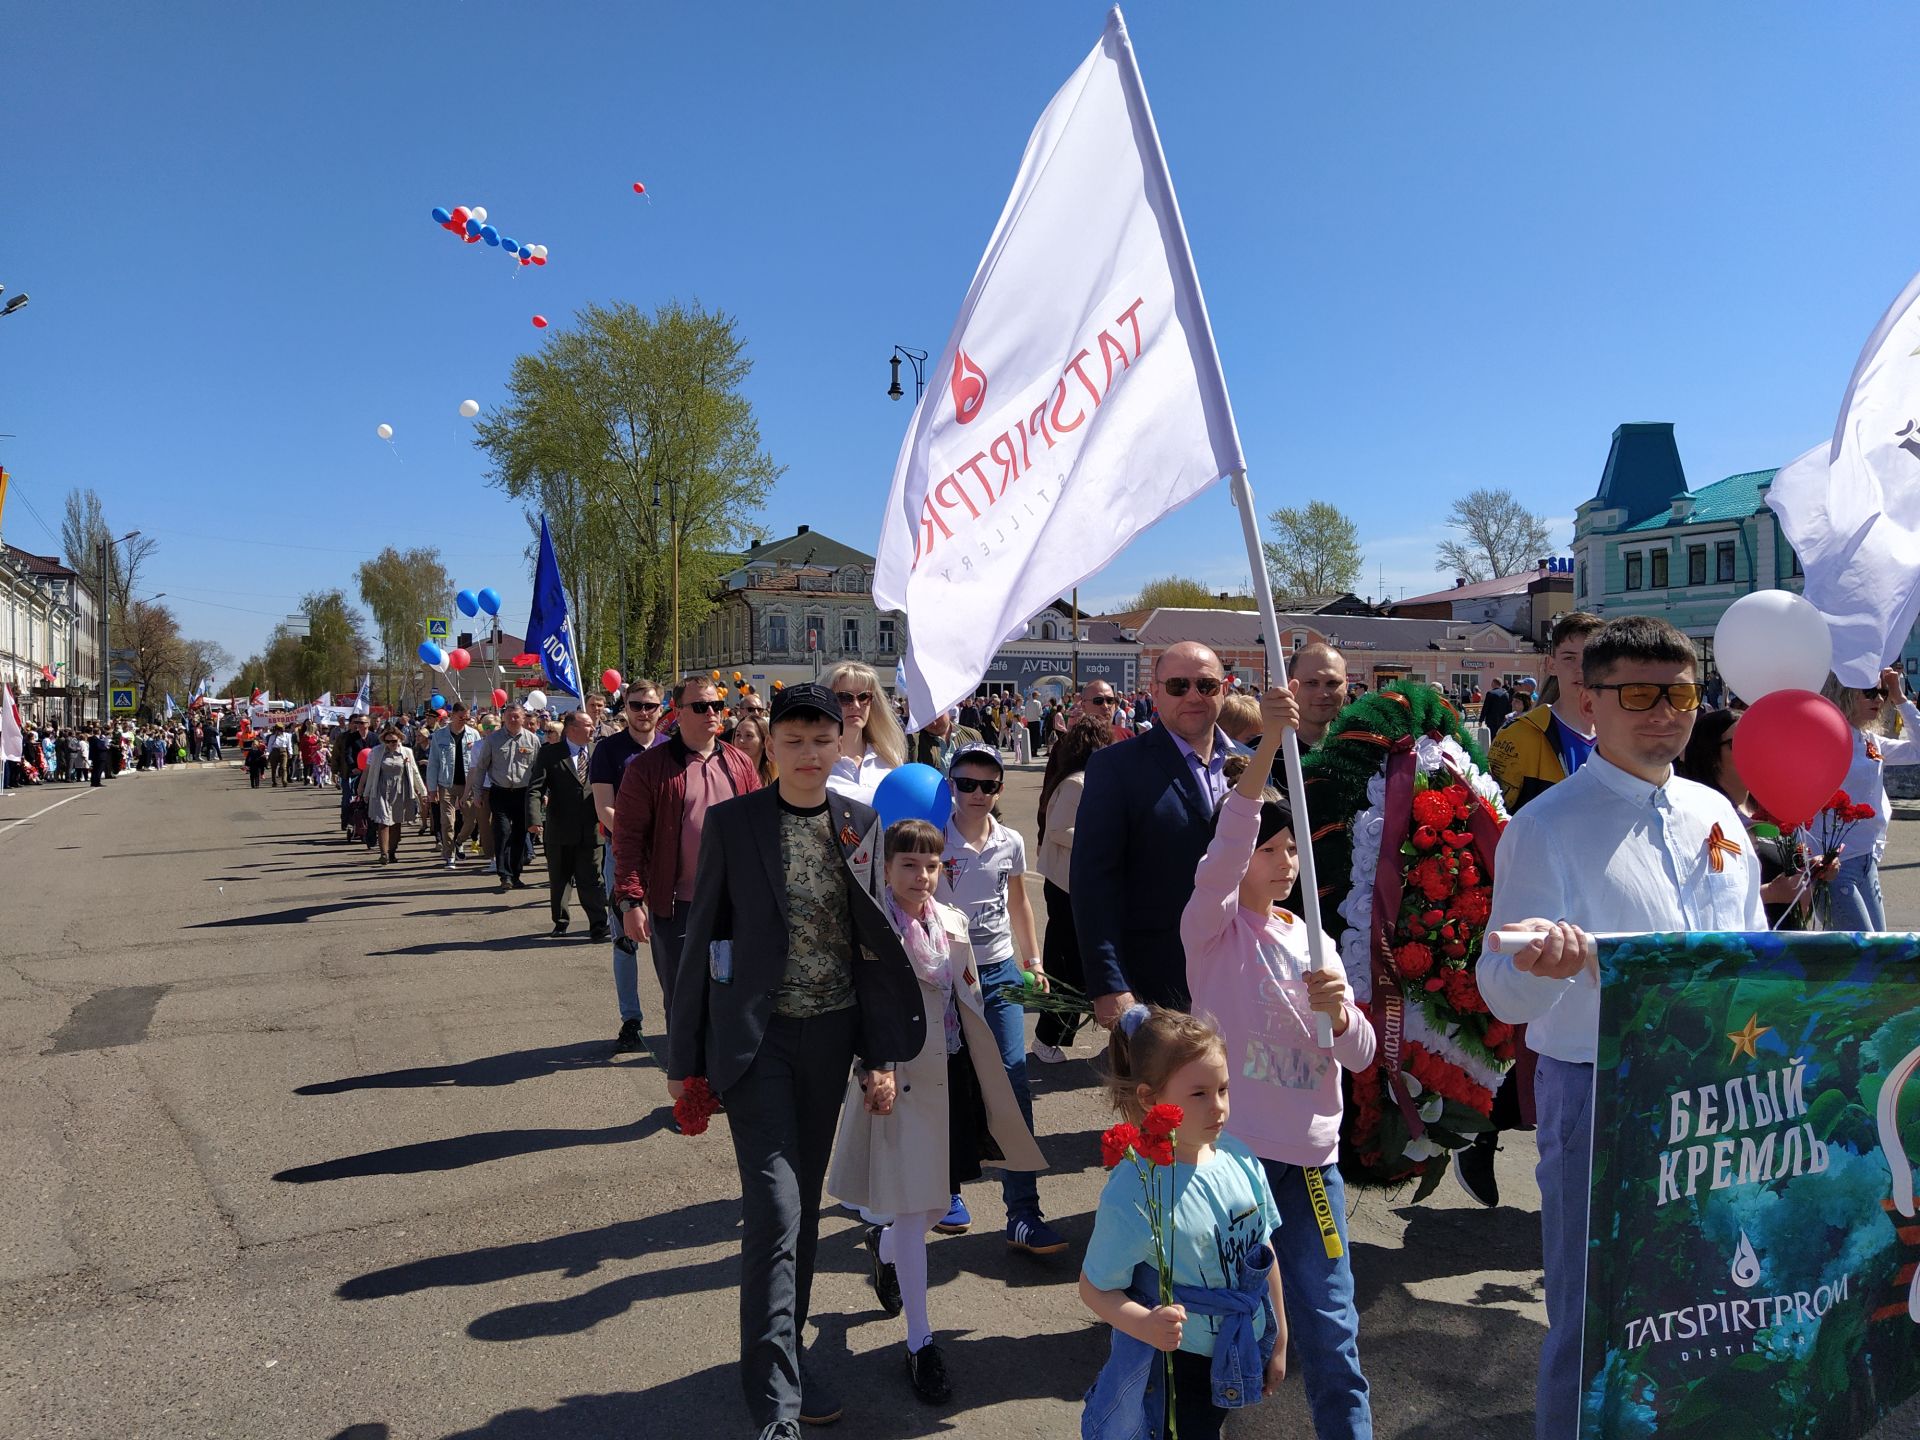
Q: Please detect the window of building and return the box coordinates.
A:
[1716,540,1736,583]
[1650,549,1669,588]
[1788,548,1803,577]
[842,617,859,652]
[767,613,788,652]
[1040,620,1058,640]
[806,615,826,653]
[1577,558,1588,598]
[1624,551,1643,590]
[877,618,896,654]
[1688,544,1706,585]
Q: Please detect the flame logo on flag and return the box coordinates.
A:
[951,348,988,425]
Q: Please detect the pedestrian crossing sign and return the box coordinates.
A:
[110,688,136,713]
[426,616,450,642]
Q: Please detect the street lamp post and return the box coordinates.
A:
[653,476,680,681]
[887,346,928,404]
[0,285,28,320]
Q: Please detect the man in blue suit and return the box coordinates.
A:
[1072,642,1233,1022]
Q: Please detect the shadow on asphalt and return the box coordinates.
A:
[297,1042,642,1094]
[272,1113,673,1183]
[367,934,558,957]
[190,900,398,927]
[339,1198,745,1301]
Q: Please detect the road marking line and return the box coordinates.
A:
[0,789,95,837]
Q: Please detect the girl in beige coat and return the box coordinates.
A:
[828,818,1047,1406]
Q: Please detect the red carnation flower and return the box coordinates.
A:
[1484,1020,1514,1048]
[1393,941,1435,980]
[1827,789,1852,812]
[1138,1134,1177,1167]
[1412,791,1455,831]
[1448,889,1492,928]
[1445,968,1488,1013]
[1424,976,1446,992]
[1851,803,1877,822]
[1143,1103,1184,1141]
[674,1077,720,1136]
[1101,1122,1143,1169]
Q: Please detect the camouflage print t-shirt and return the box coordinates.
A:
[771,802,857,1018]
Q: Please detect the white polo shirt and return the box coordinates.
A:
[939,815,1026,965]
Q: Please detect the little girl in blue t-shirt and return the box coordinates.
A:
[1079,1005,1288,1439]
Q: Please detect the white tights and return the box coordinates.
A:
[878,1209,941,1352]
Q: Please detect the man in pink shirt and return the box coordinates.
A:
[612,677,762,1040]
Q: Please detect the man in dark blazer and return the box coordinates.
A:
[527,707,609,941]
[1072,641,1233,1020]
[663,682,924,1440]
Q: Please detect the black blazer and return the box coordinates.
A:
[527,740,599,844]
[1070,722,1223,1011]
[669,785,926,1093]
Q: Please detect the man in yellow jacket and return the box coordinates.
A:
[1465,610,1604,1209]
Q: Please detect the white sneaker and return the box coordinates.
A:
[1030,1041,1069,1065]
[480,859,499,876]
[445,856,458,870]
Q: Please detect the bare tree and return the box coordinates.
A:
[61,487,156,615]
[1436,488,1554,583]
[1263,501,1363,605]
[120,600,185,709]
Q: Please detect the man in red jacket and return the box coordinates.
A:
[612,675,762,1036]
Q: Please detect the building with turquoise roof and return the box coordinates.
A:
[1571,422,1918,683]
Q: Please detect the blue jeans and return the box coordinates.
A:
[977,956,1042,1221]
[1827,852,1886,931]
[605,846,641,1021]
[1259,1159,1372,1439]
[1534,1055,1594,1440]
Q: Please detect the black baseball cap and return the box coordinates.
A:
[769,682,843,728]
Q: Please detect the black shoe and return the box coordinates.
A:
[798,1367,842,1426]
[587,928,612,943]
[1454,1132,1500,1208]
[864,1225,902,1316]
[511,878,530,890]
[905,1342,951,1404]
[496,879,511,894]
[547,922,570,939]
[614,1018,644,1052]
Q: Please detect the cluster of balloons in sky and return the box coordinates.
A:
[430,205,550,268]
[1712,589,1854,831]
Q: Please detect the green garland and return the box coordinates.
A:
[1300,680,1489,942]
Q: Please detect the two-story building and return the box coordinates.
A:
[1563,422,1890,681]
[683,525,906,692]
[1388,559,1574,646]
[0,544,79,726]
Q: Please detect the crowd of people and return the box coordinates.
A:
[2,712,224,789]
[215,619,1915,1440]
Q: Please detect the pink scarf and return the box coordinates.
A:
[886,891,963,1054]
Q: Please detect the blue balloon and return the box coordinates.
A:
[430,693,446,710]
[477,586,501,617]
[501,237,519,254]
[431,206,452,225]
[418,641,444,666]
[465,217,482,237]
[873,763,953,834]
[455,589,479,617]
[481,225,500,246]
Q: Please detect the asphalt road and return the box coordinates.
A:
[3,760,1915,1439]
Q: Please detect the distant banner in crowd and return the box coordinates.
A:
[872,7,1244,728]
[1581,931,1920,1439]
[526,514,581,698]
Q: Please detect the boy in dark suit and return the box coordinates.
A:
[663,683,926,1440]
[527,707,609,942]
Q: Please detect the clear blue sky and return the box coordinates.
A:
[3,2,1915,672]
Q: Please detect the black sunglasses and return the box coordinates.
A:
[627,699,661,712]
[1161,676,1222,697]
[951,776,1002,795]
[685,700,727,715]
[1861,688,1887,701]
[1084,695,1118,707]
[834,690,873,706]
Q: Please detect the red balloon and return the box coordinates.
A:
[531,255,546,266]
[531,315,548,328]
[447,648,470,672]
[601,668,622,693]
[491,687,509,707]
[519,255,531,266]
[633,182,645,194]
[356,749,370,771]
[465,233,480,243]
[1731,689,1853,830]
[450,207,468,225]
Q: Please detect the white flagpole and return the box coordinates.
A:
[1230,467,1335,1049]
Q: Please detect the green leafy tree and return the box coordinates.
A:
[1263,501,1363,605]
[474,299,781,679]
[1127,575,1248,612]
[296,589,372,701]
[356,546,452,708]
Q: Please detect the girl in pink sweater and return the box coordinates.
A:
[1180,684,1378,1439]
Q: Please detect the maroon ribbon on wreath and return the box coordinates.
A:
[1369,736,1425,1141]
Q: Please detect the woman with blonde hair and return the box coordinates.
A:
[825,659,906,805]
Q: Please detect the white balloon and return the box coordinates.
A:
[430,656,450,673]
[376,423,393,440]
[1713,589,1834,703]
[458,399,480,418]
[525,689,548,711]
[532,244,547,258]
[470,206,487,223]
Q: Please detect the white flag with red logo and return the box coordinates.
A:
[873,6,1244,727]
[0,684,22,763]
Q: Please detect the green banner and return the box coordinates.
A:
[1582,932,1920,1438]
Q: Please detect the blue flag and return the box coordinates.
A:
[527,514,582,698]
[164,693,177,721]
